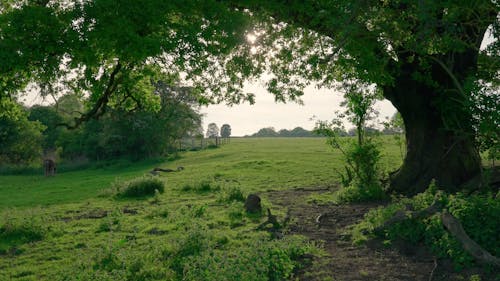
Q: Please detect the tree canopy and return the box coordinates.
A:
[0,0,260,123]
[0,99,44,165]
[206,122,219,138]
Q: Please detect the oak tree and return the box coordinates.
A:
[228,0,499,194]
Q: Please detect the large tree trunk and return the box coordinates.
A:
[384,59,482,195]
[381,3,496,195]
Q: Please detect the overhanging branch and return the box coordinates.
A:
[57,61,123,129]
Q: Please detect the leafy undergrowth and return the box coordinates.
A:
[329,183,387,203]
[352,183,500,271]
[55,219,319,281]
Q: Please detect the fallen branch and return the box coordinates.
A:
[256,209,285,239]
[373,201,442,233]
[441,211,500,268]
[257,209,280,231]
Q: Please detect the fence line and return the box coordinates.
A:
[175,137,230,152]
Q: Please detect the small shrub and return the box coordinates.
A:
[469,274,482,281]
[113,176,165,198]
[316,120,387,203]
[149,189,162,204]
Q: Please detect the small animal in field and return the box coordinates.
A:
[44,159,56,176]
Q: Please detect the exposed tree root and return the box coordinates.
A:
[441,211,500,268]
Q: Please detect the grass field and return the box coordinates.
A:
[0,137,403,209]
[0,137,403,280]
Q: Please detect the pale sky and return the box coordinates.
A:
[201,82,397,136]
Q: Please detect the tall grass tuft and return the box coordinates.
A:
[181,180,220,193]
[218,186,245,203]
[112,176,165,198]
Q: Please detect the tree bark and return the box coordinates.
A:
[384,59,482,195]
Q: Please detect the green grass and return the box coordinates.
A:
[0,137,403,280]
[0,137,403,209]
[0,163,154,208]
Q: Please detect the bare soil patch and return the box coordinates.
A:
[265,188,498,281]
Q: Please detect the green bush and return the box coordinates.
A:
[316,121,387,203]
[353,183,500,269]
[113,176,165,198]
[333,140,387,203]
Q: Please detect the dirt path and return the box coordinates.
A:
[265,188,495,281]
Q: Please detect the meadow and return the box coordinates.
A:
[0,137,404,280]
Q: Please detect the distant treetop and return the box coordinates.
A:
[221,124,232,138]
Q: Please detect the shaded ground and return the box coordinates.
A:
[265,187,498,281]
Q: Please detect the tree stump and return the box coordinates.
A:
[244,194,262,213]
